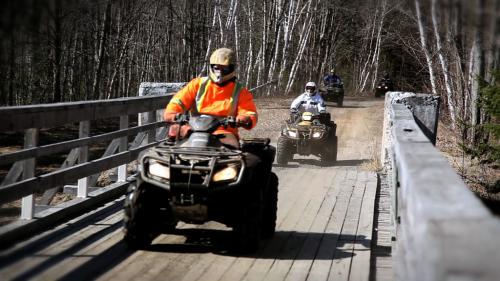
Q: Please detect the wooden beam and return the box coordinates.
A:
[20,128,38,220]
[77,121,90,198]
[118,115,129,182]
[0,95,172,132]
[0,141,161,205]
[0,122,166,166]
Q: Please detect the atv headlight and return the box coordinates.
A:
[302,112,313,121]
[212,165,239,182]
[312,131,323,138]
[288,130,297,138]
[148,159,170,180]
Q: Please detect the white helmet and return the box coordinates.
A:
[305,81,317,96]
[209,48,237,84]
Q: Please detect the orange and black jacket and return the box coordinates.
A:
[164,77,258,138]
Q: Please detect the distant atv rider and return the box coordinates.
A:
[289,82,327,124]
[379,73,394,89]
[163,48,258,148]
[323,68,343,88]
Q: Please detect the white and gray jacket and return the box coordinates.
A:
[290,92,326,115]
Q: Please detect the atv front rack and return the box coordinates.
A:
[141,145,246,191]
[155,143,242,157]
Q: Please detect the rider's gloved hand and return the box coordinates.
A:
[236,115,252,129]
[164,112,178,123]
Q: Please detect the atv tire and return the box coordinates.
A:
[123,182,160,249]
[321,135,338,163]
[233,188,263,253]
[337,97,343,107]
[262,172,278,238]
[277,136,293,165]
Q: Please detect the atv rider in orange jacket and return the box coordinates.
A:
[163,48,258,148]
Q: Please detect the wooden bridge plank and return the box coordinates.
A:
[327,169,366,281]
[282,169,344,281]
[349,172,377,281]
[260,168,338,281]
[215,168,305,281]
[34,219,124,280]
[0,168,380,281]
[0,204,123,280]
[306,169,355,281]
[152,224,231,281]
[139,167,301,281]
[238,168,328,281]
[166,167,308,281]
[96,227,188,281]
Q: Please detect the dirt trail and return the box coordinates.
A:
[241,96,385,165]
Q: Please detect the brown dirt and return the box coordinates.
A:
[436,120,500,215]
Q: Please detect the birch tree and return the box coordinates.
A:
[431,0,457,129]
[415,0,437,95]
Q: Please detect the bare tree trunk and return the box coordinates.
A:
[415,0,437,95]
[493,0,500,71]
[52,0,63,103]
[285,0,315,94]
[277,0,303,94]
[242,0,255,87]
[7,6,17,105]
[93,0,111,100]
[107,30,133,99]
[470,0,486,144]
[432,0,457,129]
[201,4,219,76]
[266,0,286,96]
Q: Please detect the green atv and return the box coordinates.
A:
[123,114,279,253]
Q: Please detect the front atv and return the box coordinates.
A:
[123,115,279,253]
[277,111,338,165]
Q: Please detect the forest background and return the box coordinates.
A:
[0,0,498,188]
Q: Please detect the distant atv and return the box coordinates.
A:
[375,80,394,98]
[123,114,279,253]
[321,83,344,107]
[277,111,338,165]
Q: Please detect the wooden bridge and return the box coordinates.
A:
[0,88,498,281]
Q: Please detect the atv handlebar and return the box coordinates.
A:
[222,116,252,129]
[171,114,250,129]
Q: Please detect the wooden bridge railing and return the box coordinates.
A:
[382,92,500,281]
[0,92,175,223]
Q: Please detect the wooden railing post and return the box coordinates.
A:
[21,128,38,220]
[77,120,90,198]
[118,115,129,182]
[146,111,156,144]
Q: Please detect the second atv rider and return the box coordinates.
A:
[290,81,327,124]
[163,48,257,147]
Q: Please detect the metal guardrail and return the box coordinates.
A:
[382,92,500,281]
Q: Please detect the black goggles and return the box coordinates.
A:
[211,64,234,74]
